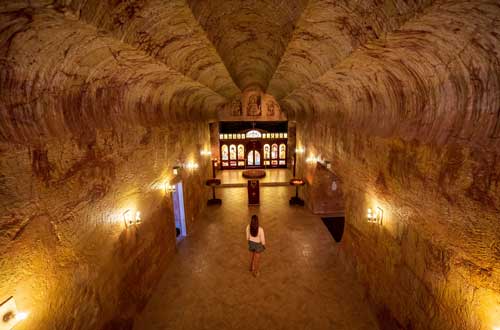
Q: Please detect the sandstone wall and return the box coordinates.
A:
[57,0,240,99]
[0,5,225,145]
[0,123,213,330]
[0,4,216,330]
[186,0,309,90]
[289,1,500,329]
[268,0,434,99]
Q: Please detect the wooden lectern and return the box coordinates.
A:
[247,180,260,205]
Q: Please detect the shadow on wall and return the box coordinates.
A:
[304,162,344,216]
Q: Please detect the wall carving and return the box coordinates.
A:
[218,87,287,121]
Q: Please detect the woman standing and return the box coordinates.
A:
[246,214,266,277]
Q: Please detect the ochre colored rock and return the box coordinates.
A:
[0,1,499,330]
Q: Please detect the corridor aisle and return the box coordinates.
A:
[133,187,380,330]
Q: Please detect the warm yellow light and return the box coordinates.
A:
[376,206,384,224]
[15,311,29,321]
[367,208,373,219]
[0,297,28,330]
[165,182,176,193]
[123,210,134,227]
[306,155,318,163]
[122,209,142,227]
[295,147,305,154]
[185,162,199,170]
[493,326,500,330]
[200,150,212,156]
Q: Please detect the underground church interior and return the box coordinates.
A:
[0,0,499,329]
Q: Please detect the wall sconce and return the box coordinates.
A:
[306,155,318,163]
[200,150,212,156]
[123,209,141,227]
[367,207,383,224]
[185,162,199,170]
[0,297,28,330]
[295,147,305,154]
[165,182,176,193]
[173,165,182,176]
[317,158,331,169]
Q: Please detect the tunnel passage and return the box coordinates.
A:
[0,1,499,330]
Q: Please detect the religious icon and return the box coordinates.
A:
[255,151,261,165]
[229,144,236,160]
[221,145,228,160]
[231,99,242,116]
[279,144,286,159]
[267,101,278,116]
[264,144,270,159]
[271,144,278,159]
[238,144,245,160]
[246,94,261,116]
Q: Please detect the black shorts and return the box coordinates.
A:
[248,241,265,253]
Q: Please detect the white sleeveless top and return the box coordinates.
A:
[246,225,266,245]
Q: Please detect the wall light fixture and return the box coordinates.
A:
[367,207,383,224]
[123,209,141,227]
[306,155,318,163]
[185,162,199,170]
[200,150,212,156]
[165,182,176,193]
[0,297,28,330]
[173,165,182,176]
[295,147,305,154]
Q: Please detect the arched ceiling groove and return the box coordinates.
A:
[186,0,309,91]
[281,0,500,150]
[0,7,227,144]
[267,0,435,100]
[55,0,241,99]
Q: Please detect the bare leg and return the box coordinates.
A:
[249,252,255,271]
[253,252,261,274]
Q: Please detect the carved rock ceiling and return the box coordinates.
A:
[0,1,499,329]
[1,0,444,139]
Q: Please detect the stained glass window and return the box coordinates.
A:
[221,145,228,160]
[255,151,261,165]
[246,130,262,138]
[279,144,286,159]
[237,144,245,160]
[264,144,270,159]
[229,144,236,160]
[271,144,278,159]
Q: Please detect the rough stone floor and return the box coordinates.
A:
[133,187,380,330]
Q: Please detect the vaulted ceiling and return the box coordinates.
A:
[0,0,498,144]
